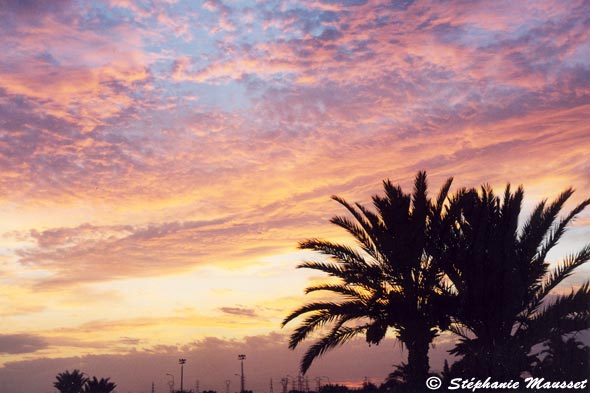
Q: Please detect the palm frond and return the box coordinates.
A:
[434,279,457,297]
[518,188,574,262]
[296,260,346,277]
[299,239,370,266]
[304,283,368,299]
[374,181,410,231]
[288,307,366,349]
[518,199,547,246]
[380,180,407,211]
[448,323,469,339]
[500,184,523,238]
[282,301,342,327]
[434,177,454,217]
[528,245,590,314]
[329,216,381,263]
[331,195,377,239]
[300,324,367,373]
[413,170,429,209]
[525,283,590,344]
[282,299,368,327]
[534,197,590,265]
[448,335,476,356]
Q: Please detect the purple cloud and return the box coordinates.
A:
[220,307,259,318]
[0,334,48,354]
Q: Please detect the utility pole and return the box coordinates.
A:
[315,376,329,392]
[270,378,274,393]
[166,373,175,393]
[179,359,187,393]
[238,354,246,393]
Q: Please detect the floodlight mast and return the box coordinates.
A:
[179,358,187,392]
[238,354,247,393]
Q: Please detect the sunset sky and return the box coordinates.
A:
[1,0,589,392]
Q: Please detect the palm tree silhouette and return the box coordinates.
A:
[282,172,455,388]
[84,376,117,393]
[54,369,88,393]
[532,334,589,380]
[440,184,590,378]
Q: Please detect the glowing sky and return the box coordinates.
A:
[1,0,589,392]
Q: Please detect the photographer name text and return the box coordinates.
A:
[448,377,588,391]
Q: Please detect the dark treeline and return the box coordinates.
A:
[54,369,116,393]
[283,171,590,390]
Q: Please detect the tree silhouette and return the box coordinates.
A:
[283,172,456,388]
[84,376,117,393]
[440,184,590,378]
[54,369,88,393]
[319,384,349,393]
[532,334,589,380]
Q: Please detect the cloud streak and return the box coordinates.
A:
[0,334,48,354]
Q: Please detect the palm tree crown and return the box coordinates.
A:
[84,376,117,393]
[54,369,88,393]
[441,184,590,378]
[282,172,455,387]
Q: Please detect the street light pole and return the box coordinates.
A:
[179,358,186,393]
[166,373,175,393]
[238,354,246,393]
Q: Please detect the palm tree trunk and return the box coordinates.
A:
[405,332,431,388]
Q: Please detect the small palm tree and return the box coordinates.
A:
[441,184,590,378]
[282,172,455,388]
[84,376,117,393]
[54,369,88,393]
